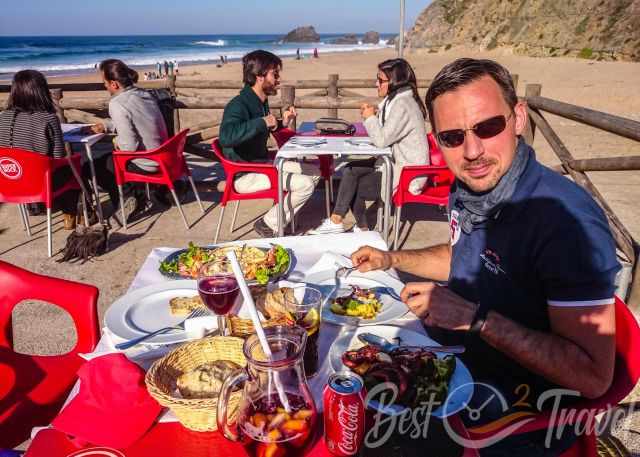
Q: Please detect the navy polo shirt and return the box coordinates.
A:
[429,152,620,409]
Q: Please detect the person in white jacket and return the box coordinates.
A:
[309,58,429,234]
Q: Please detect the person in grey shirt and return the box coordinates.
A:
[90,59,170,219]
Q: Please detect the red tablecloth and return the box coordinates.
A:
[24,414,478,457]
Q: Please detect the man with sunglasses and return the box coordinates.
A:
[219,50,319,237]
[351,58,620,455]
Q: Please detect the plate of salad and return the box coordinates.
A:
[159,242,293,285]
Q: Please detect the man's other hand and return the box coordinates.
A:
[263,114,277,130]
[283,106,297,126]
[401,282,478,331]
[351,245,392,272]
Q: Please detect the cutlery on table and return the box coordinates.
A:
[115,307,209,350]
[357,332,465,354]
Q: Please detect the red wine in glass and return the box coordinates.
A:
[198,275,240,314]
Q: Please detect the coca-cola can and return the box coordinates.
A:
[323,371,366,456]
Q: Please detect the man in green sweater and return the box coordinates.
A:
[219,50,320,237]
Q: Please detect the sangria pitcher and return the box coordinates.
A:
[218,325,318,457]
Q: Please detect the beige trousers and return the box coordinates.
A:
[234,160,320,231]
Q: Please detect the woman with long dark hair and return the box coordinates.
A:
[309,58,428,234]
[0,70,80,229]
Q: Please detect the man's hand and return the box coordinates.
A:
[360,103,376,120]
[263,114,277,130]
[351,245,392,273]
[85,123,105,134]
[282,106,297,126]
[401,282,478,331]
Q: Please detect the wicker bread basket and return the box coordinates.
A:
[145,336,245,432]
[227,314,292,338]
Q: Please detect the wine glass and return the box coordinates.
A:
[197,262,240,336]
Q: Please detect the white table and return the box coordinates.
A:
[275,136,393,242]
[40,232,425,434]
[62,123,106,224]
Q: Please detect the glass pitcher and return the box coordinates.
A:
[217,325,318,457]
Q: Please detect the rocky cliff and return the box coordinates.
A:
[406,0,640,61]
[282,26,320,43]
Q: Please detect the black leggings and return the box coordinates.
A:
[52,166,80,215]
[333,158,382,228]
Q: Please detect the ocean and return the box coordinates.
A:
[0,34,394,77]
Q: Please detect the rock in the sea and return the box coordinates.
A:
[362,31,380,44]
[282,26,320,43]
[331,34,359,45]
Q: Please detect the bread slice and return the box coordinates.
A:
[177,360,241,399]
[169,296,205,316]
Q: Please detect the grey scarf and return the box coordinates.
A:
[451,138,532,234]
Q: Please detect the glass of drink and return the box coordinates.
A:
[197,262,240,336]
[283,285,322,378]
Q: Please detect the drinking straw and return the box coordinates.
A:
[226,250,291,412]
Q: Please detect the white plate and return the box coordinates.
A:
[289,137,327,146]
[345,138,374,147]
[303,269,408,326]
[329,325,474,418]
[104,280,215,346]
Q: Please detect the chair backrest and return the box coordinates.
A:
[0,147,55,205]
[149,129,189,171]
[0,260,100,354]
[427,133,446,166]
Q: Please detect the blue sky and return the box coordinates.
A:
[0,0,431,36]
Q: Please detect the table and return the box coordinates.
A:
[274,123,393,242]
[24,232,476,456]
[62,123,106,224]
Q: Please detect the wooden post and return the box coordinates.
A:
[281,85,296,131]
[523,84,542,144]
[328,74,339,118]
[50,88,67,124]
[511,74,519,92]
[168,74,181,135]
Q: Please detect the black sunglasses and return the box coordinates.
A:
[436,113,513,148]
[376,76,389,84]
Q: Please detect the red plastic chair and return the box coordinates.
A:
[392,133,454,249]
[466,296,640,456]
[272,128,336,219]
[0,260,99,449]
[111,129,204,230]
[0,147,86,257]
[212,139,289,242]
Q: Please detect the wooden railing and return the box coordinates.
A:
[2,73,638,305]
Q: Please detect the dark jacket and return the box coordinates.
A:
[218,85,271,162]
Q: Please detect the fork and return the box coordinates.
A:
[115,307,209,350]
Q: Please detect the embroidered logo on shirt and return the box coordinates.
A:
[480,248,506,275]
[450,209,461,246]
[0,157,22,180]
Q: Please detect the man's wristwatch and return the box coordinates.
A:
[468,302,489,336]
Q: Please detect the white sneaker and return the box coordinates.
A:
[307,218,345,235]
[352,225,363,233]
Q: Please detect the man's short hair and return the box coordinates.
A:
[425,58,517,130]
[242,50,282,86]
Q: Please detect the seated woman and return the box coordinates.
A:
[309,58,428,234]
[0,70,80,229]
[89,59,170,219]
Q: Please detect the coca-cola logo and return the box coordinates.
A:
[337,399,361,454]
[0,157,22,180]
[65,448,125,457]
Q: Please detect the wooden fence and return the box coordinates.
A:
[1,73,639,306]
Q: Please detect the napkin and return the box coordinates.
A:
[52,353,162,449]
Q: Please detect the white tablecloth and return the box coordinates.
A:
[34,232,427,436]
[275,136,391,160]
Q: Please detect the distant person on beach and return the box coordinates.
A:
[163,60,169,78]
[313,48,318,58]
[350,58,620,455]
[89,59,171,222]
[168,60,174,76]
[219,49,320,238]
[309,58,428,234]
[219,55,225,65]
[156,61,162,77]
[173,60,179,75]
[0,70,80,229]
[296,48,301,60]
